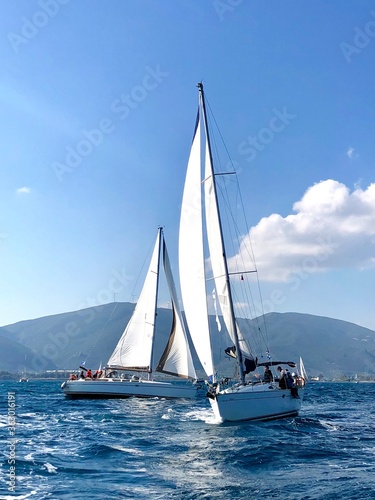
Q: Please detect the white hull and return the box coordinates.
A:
[209,383,303,422]
[61,378,198,399]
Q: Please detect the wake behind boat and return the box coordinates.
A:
[61,228,198,399]
[178,83,305,421]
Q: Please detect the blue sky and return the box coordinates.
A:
[1,0,375,330]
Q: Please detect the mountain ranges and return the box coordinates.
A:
[1,302,374,379]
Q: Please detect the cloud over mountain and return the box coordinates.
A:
[234,180,375,282]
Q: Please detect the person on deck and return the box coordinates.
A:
[263,366,273,383]
[86,369,93,379]
[277,366,287,389]
[285,369,299,398]
[93,370,103,379]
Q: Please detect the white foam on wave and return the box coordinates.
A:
[43,463,58,473]
[161,408,174,420]
[0,489,41,499]
[110,444,143,455]
[182,407,220,424]
[319,419,339,431]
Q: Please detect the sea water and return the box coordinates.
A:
[0,381,375,499]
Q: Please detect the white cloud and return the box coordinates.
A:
[346,146,358,159]
[16,187,31,194]
[231,180,375,282]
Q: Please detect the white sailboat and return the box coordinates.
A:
[19,355,28,382]
[299,357,308,381]
[61,227,198,399]
[179,83,305,422]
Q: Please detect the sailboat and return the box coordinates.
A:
[299,357,308,382]
[61,227,198,399]
[178,83,305,422]
[19,356,28,382]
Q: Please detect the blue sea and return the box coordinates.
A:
[1,381,375,499]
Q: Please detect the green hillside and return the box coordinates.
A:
[1,303,375,378]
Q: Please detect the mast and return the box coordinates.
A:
[198,82,246,386]
[148,226,163,380]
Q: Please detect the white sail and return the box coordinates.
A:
[179,113,215,379]
[300,356,308,380]
[107,231,161,371]
[156,240,197,379]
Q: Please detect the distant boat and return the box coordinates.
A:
[300,356,308,381]
[178,83,305,422]
[61,228,198,399]
[19,359,28,382]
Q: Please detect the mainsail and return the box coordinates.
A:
[179,113,214,379]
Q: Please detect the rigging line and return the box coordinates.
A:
[205,96,236,174]
[231,287,265,356]
[208,144,264,338]
[206,98,254,249]
[206,95,270,345]
[206,270,257,282]
[204,99,250,272]
[209,146,258,271]
[216,178,257,268]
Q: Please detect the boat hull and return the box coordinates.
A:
[61,378,198,399]
[209,383,303,422]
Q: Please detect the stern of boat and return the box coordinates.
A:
[209,383,304,422]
